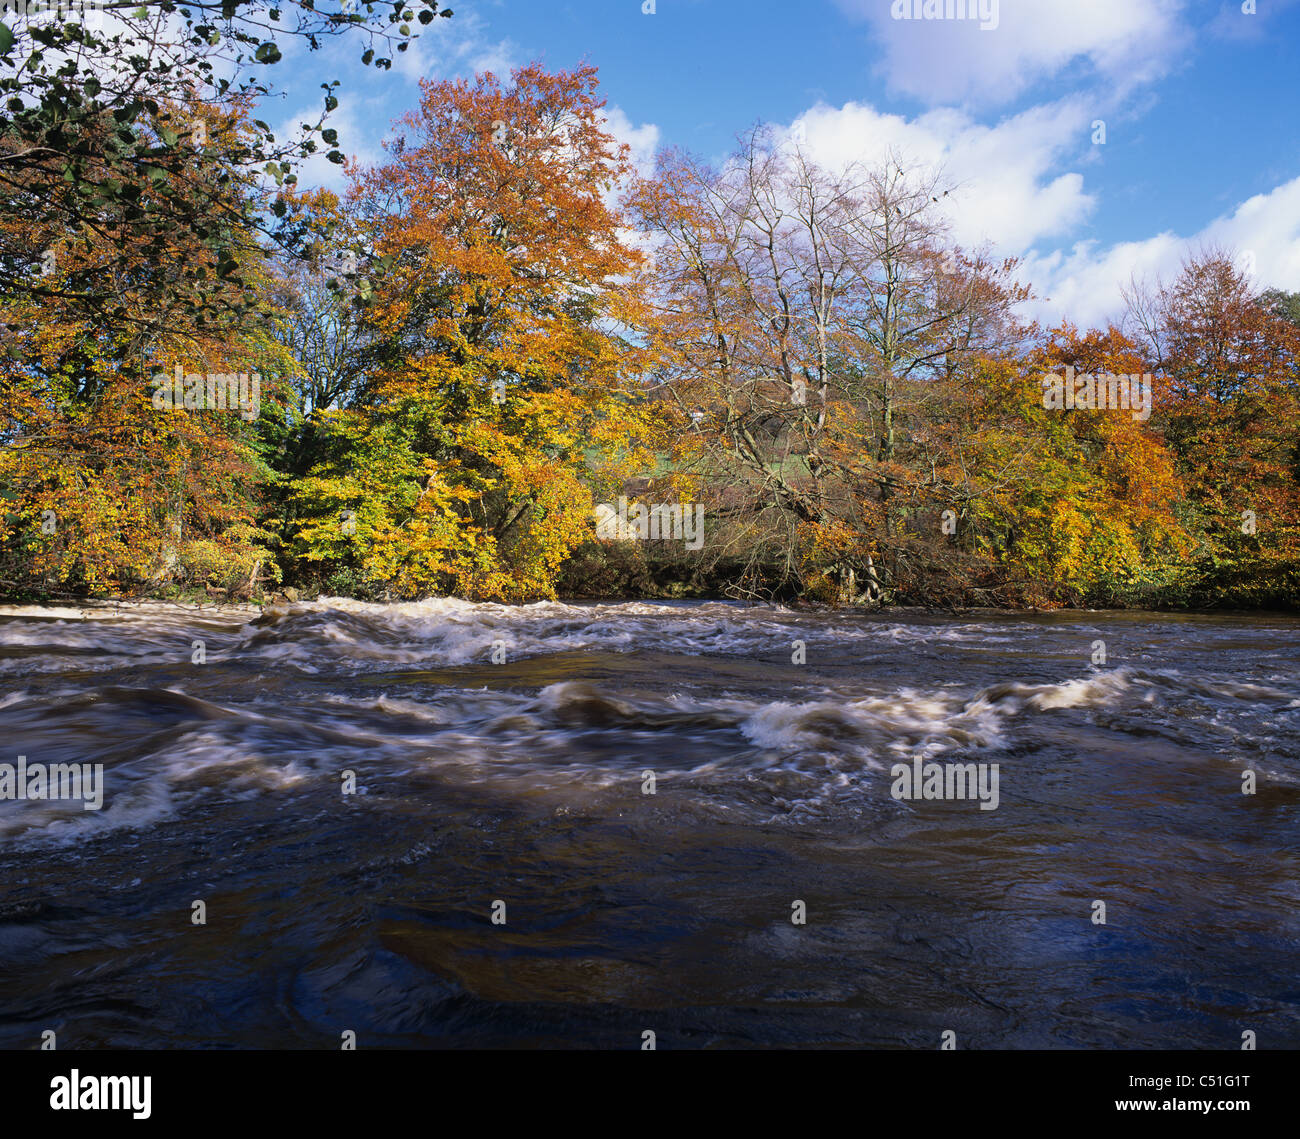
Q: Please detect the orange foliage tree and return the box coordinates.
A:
[286,63,665,600]
[1127,251,1300,603]
[0,101,291,596]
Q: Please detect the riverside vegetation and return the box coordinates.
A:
[2,9,1297,610]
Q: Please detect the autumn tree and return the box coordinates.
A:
[286,63,663,600]
[628,132,1029,603]
[1125,250,1300,603]
[0,101,295,597]
[977,324,1191,603]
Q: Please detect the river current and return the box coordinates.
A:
[0,599,1296,1048]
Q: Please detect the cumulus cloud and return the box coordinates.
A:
[786,97,1097,250]
[1021,175,1300,328]
[777,95,1300,331]
[835,0,1191,107]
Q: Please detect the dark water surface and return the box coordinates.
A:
[0,599,1296,1048]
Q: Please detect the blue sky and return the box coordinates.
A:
[276,0,1300,328]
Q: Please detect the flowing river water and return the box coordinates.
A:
[0,599,1296,1049]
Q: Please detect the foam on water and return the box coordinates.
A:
[0,597,1016,676]
[1,601,1297,843]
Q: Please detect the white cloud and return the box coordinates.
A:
[1020,176,1300,328]
[601,106,661,258]
[835,0,1191,108]
[787,97,1097,250]
[603,105,661,181]
[390,7,522,83]
[1018,235,1183,329]
[780,95,1300,330]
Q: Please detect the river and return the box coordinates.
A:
[0,599,1296,1048]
